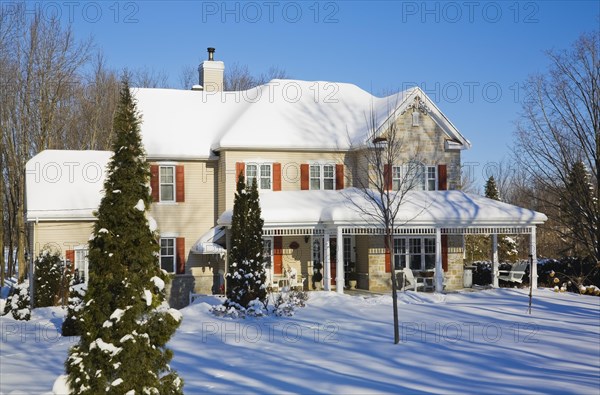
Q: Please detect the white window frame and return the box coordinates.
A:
[159,165,176,202]
[393,236,436,271]
[392,163,437,191]
[246,163,272,191]
[160,237,176,273]
[309,163,336,190]
[262,237,274,284]
[74,245,89,284]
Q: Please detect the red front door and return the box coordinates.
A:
[330,238,337,285]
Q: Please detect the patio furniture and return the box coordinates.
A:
[498,261,529,284]
[400,268,425,291]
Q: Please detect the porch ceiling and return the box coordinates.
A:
[217,188,547,231]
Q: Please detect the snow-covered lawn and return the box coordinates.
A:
[1,289,599,394]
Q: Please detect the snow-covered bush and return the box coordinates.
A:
[3,281,31,320]
[61,284,87,336]
[34,248,72,307]
[210,290,309,318]
[538,257,599,294]
[273,290,309,317]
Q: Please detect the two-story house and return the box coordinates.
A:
[25,49,546,307]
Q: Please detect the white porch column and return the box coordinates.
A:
[435,228,443,292]
[324,232,331,291]
[336,226,344,294]
[492,234,499,288]
[530,226,538,290]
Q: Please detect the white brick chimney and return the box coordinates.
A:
[197,47,224,92]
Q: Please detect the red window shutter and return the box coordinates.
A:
[273,163,282,191]
[335,164,344,190]
[150,165,159,202]
[176,165,185,202]
[176,237,186,274]
[66,250,75,272]
[385,248,391,273]
[438,164,447,191]
[383,164,392,190]
[273,236,283,274]
[236,162,245,181]
[442,235,448,272]
[300,164,309,190]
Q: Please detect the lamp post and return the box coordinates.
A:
[26,250,34,309]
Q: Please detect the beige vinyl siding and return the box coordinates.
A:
[149,160,217,272]
[32,221,94,257]
[220,150,352,211]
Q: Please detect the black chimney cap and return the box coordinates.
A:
[207,47,215,61]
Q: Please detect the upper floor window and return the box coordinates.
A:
[392,163,437,191]
[310,164,335,190]
[247,163,271,190]
[160,166,175,201]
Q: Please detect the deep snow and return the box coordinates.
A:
[1,289,599,394]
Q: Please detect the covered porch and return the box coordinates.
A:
[216,188,547,294]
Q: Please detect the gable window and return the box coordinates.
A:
[392,163,437,191]
[246,164,271,190]
[160,166,175,201]
[160,238,175,273]
[309,164,335,190]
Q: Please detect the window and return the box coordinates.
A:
[74,247,89,284]
[392,163,437,191]
[426,166,437,191]
[160,238,175,273]
[246,164,271,190]
[394,236,436,271]
[262,237,273,270]
[309,164,335,190]
[160,166,175,201]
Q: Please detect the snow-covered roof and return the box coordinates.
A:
[217,188,547,228]
[134,80,470,159]
[191,226,226,255]
[26,150,111,221]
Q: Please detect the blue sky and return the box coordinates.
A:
[31,0,599,190]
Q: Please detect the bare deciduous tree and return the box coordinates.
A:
[346,99,427,344]
[224,62,289,91]
[513,31,599,262]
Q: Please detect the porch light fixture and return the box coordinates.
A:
[304,235,310,243]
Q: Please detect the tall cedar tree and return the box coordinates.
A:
[65,80,183,394]
[563,161,597,258]
[485,176,517,262]
[226,175,267,308]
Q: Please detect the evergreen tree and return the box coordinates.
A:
[563,161,597,257]
[61,285,86,337]
[65,79,183,394]
[34,248,71,307]
[225,176,267,309]
[484,176,500,200]
[484,176,517,262]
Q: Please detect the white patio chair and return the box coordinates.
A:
[401,268,425,291]
[498,261,529,284]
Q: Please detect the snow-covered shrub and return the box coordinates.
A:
[538,257,599,294]
[3,281,31,320]
[34,248,72,307]
[62,284,87,336]
[273,290,309,317]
